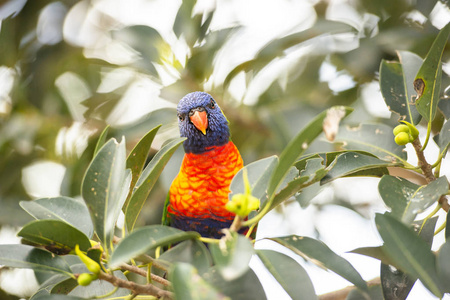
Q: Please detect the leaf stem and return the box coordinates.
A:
[434,221,446,235]
[198,237,220,244]
[418,204,441,234]
[245,223,258,238]
[420,122,432,151]
[93,286,119,299]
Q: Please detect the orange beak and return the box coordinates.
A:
[190,110,208,135]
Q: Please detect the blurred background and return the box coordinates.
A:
[1,0,450,299]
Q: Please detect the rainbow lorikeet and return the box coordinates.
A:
[163,92,243,238]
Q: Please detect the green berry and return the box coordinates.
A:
[393,124,409,136]
[395,132,410,145]
[77,273,97,286]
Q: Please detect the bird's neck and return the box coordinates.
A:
[182,128,230,154]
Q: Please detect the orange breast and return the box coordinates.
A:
[168,141,243,221]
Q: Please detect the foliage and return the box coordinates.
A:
[2,0,450,299]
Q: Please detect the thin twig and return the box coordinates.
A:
[98,272,173,299]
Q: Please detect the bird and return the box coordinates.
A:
[163,91,243,238]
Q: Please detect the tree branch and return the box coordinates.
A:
[318,277,381,300]
[98,272,173,299]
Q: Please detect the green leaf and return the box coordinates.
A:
[93,125,109,157]
[170,263,226,300]
[349,246,397,267]
[322,151,396,184]
[380,217,438,300]
[224,20,355,87]
[81,138,131,252]
[397,51,423,124]
[229,156,278,202]
[437,240,450,292]
[438,119,450,155]
[203,267,267,300]
[379,51,422,124]
[446,210,450,241]
[112,25,170,76]
[271,236,367,291]
[20,197,94,238]
[334,123,408,163]
[269,157,328,210]
[125,137,185,231]
[378,175,448,224]
[124,125,161,208]
[0,244,72,276]
[109,225,200,267]
[256,249,317,300]
[18,219,91,252]
[375,213,441,297]
[156,239,212,275]
[414,22,450,122]
[209,233,254,281]
[267,106,353,199]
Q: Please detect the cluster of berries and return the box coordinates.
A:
[393,121,419,146]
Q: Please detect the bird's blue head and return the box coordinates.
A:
[177,92,230,154]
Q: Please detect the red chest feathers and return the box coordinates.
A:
[168,141,243,220]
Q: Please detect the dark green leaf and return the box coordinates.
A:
[125,137,185,231]
[438,119,450,155]
[257,249,317,300]
[271,236,367,291]
[0,244,72,276]
[437,240,450,292]
[414,22,450,122]
[378,175,448,224]
[18,219,91,252]
[110,225,200,267]
[93,125,109,157]
[446,210,450,241]
[20,197,93,238]
[322,151,397,184]
[209,233,254,281]
[170,263,226,300]
[156,239,212,275]
[81,138,131,252]
[380,217,438,300]
[124,125,161,209]
[438,98,450,119]
[375,213,441,297]
[267,106,353,199]
[203,267,267,300]
[349,246,397,268]
[51,278,78,295]
[335,123,408,163]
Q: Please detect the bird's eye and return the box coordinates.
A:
[178,114,185,121]
[208,100,215,109]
